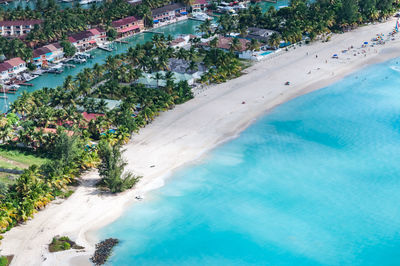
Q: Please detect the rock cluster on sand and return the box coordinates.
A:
[90,238,119,265]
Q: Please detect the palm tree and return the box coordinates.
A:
[229,38,242,53]
[197,19,213,37]
[268,33,281,49]
[246,39,260,51]
[187,61,198,73]
[152,72,164,88]
[209,37,218,48]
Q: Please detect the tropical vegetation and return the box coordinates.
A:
[48,236,84,252]
[0,31,241,237]
[218,0,400,46]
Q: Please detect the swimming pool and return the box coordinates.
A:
[260,51,273,56]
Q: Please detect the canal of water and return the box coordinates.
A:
[0,0,287,112]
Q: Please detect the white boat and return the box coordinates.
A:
[73,58,86,64]
[79,0,101,4]
[76,52,92,58]
[47,63,64,74]
[61,0,74,2]
[22,73,38,81]
[217,6,236,14]
[234,3,247,10]
[192,12,211,21]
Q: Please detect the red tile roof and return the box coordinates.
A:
[82,112,105,122]
[5,57,25,67]
[170,37,186,46]
[0,62,12,72]
[112,16,139,28]
[87,28,103,36]
[0,19,42,27]
[68,28,105,43]
[118,25,140,33]
[33,47,52,58]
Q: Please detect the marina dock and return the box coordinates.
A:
[98,46,113,52]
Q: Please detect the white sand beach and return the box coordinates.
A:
[2,19,400,266]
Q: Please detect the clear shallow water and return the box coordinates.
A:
[100,57,400,266]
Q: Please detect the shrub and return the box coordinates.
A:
[0,256,8,266]
[97,141,141,193]
[63,242,71,250]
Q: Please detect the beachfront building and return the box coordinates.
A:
[0,57,27,81]
[32,43,64,67]
[68,28,107,51]
[168,58,206,80]
[5,57,26,75]
[152,3,188,28]
[0,20,42,37]
[199,36,251,55]
[111,16,144,39]
[191,0,209,12]
[169,34,197,48]
[0,63,12,80]
[246,27,279,44]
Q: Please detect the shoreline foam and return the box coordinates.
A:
[2,19,400,266]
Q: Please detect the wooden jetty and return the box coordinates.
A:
[0,88,16,94]
[144,30,163,35]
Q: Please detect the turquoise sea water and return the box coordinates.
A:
[100,58,400,266]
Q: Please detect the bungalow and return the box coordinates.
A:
[5,57,26,75]
[191,0,209,12]
[68,28,107,52]
[32,43,64,67]
[0,20,42,37]
[152,3,187,28]
[0,57,27,81]
[246,27,279,43]
[199,36,250,54]
[0,62,12,81]
[111,16,144,39]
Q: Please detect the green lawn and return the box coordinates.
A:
[0,172,18,186]
[0,147,49,170]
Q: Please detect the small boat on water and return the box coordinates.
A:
[79,0,101,4]
[3,84,21,92]
[76,52,93,59]
[47,64,64,74]
[72,58,86,64]
[191,12,212,21]
[98,45,113,52]
[22,72,38,81]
